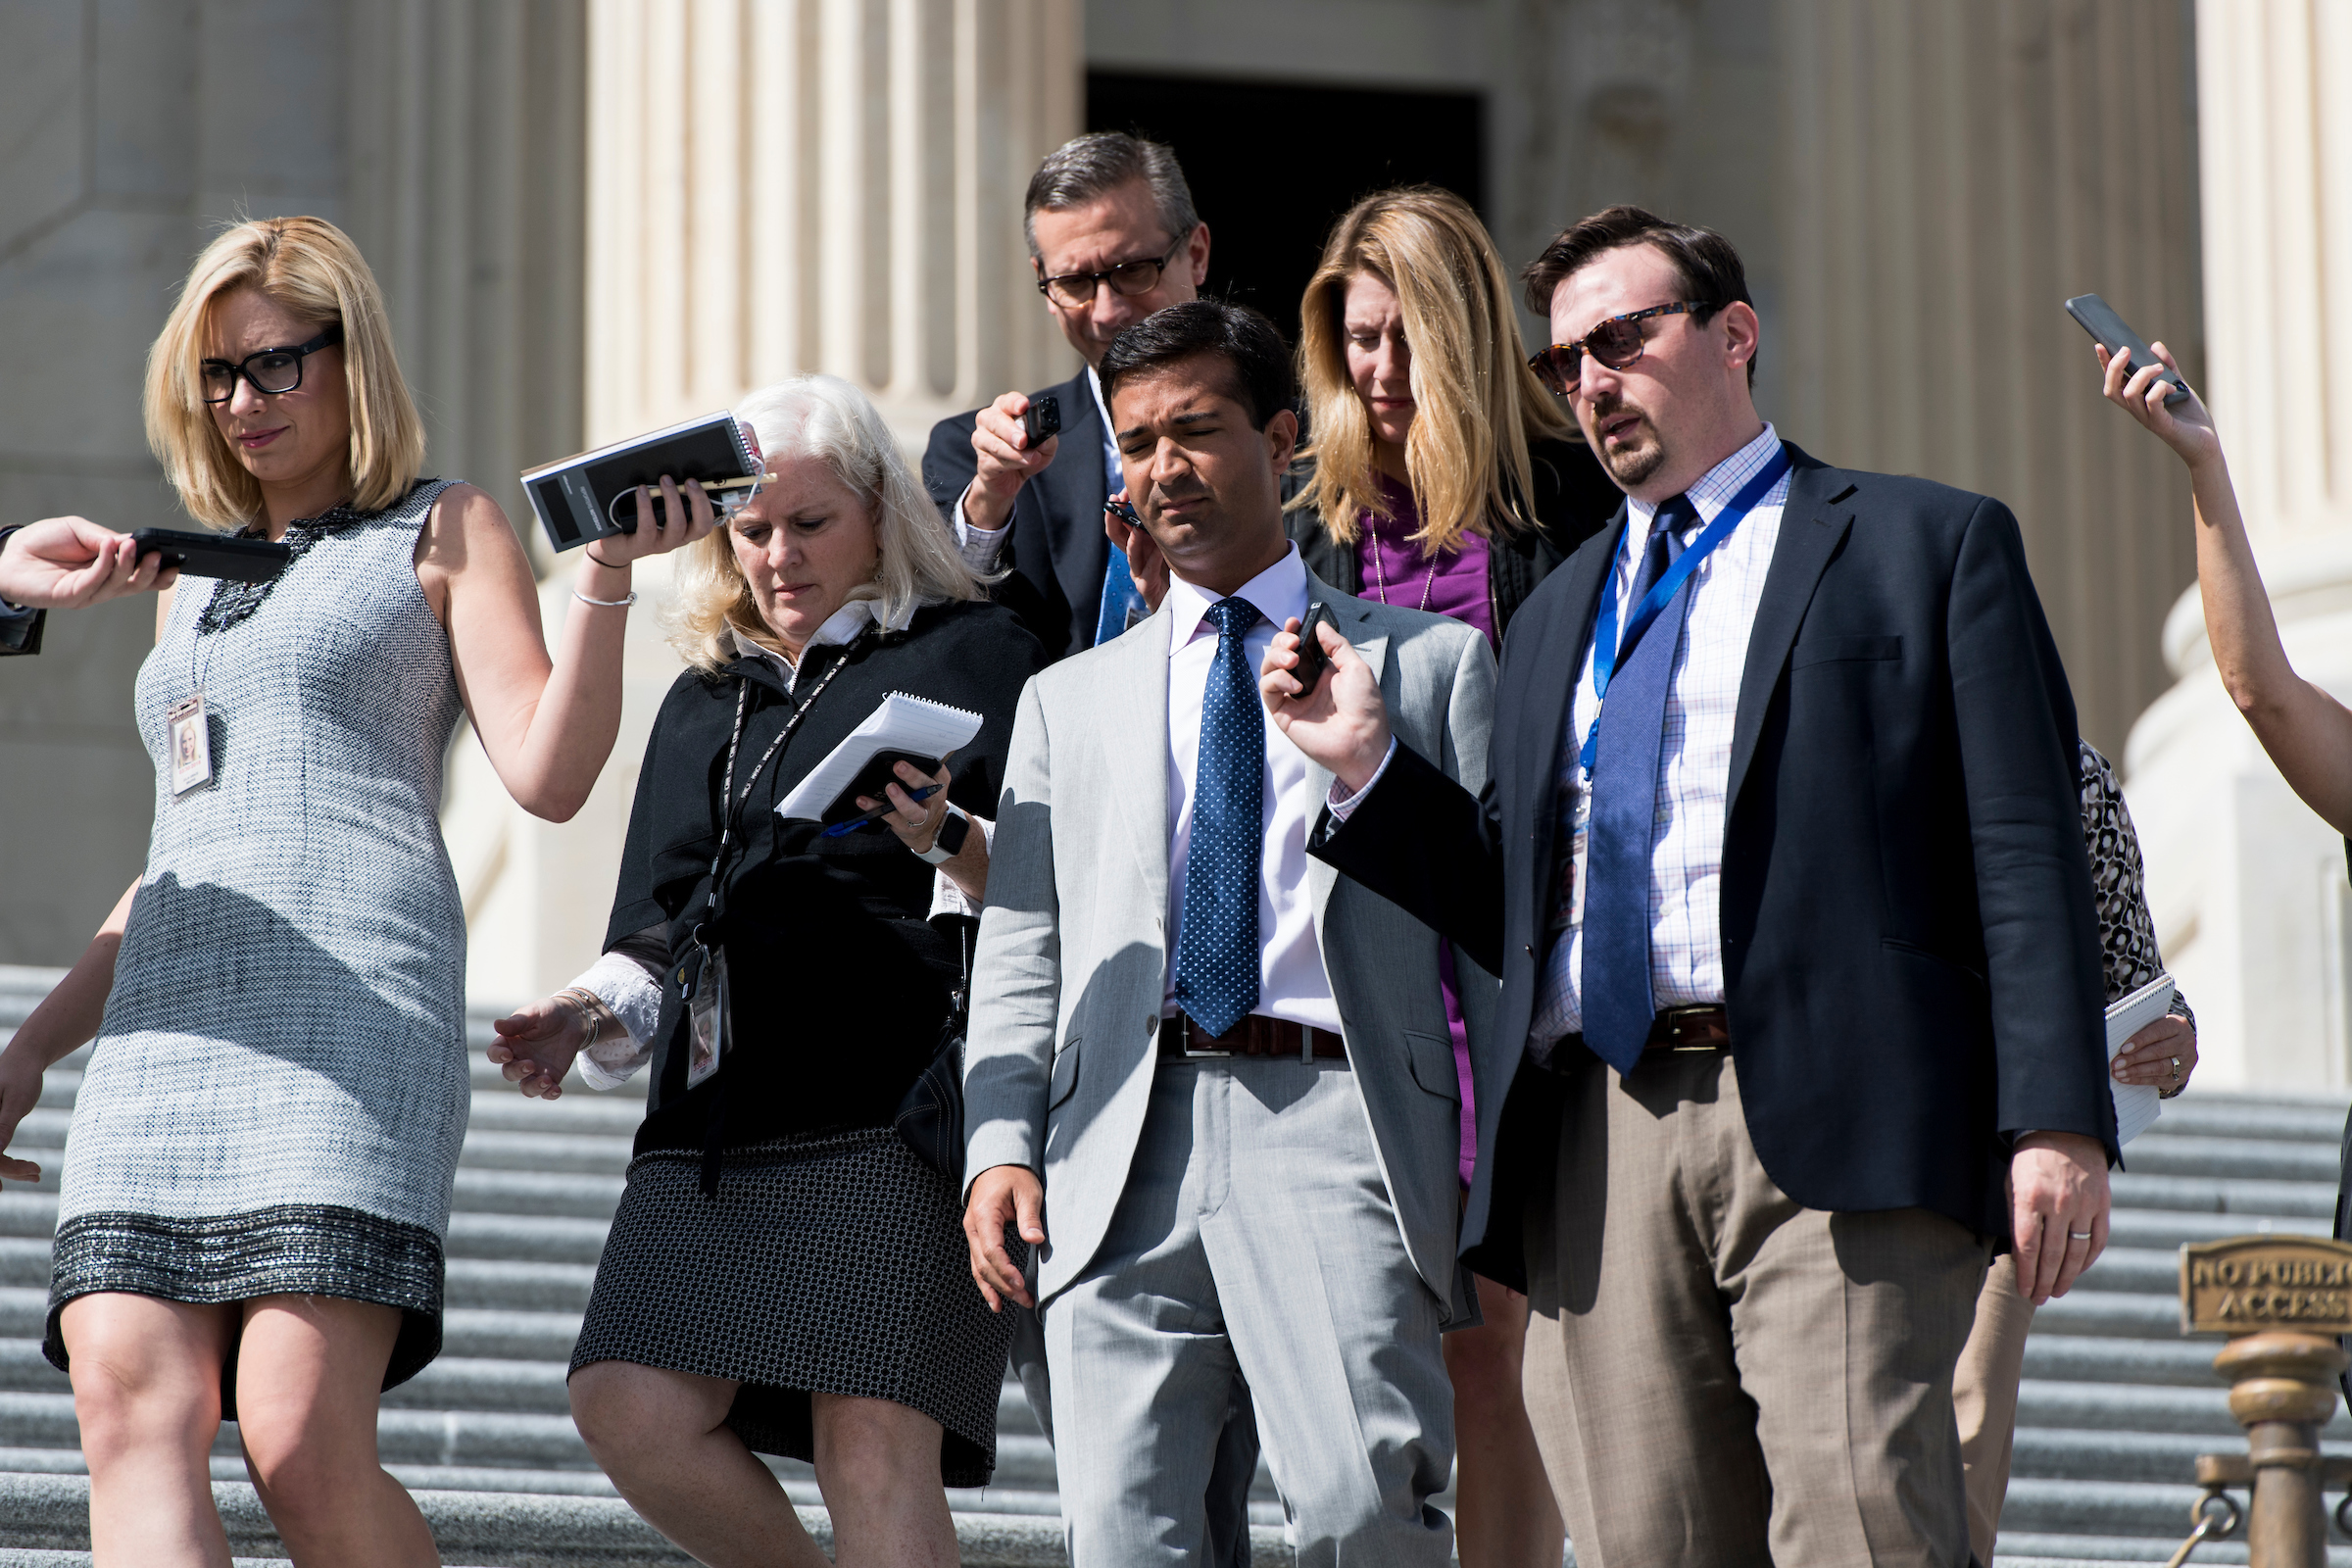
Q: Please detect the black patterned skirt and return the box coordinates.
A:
[569,1125,1015,1487]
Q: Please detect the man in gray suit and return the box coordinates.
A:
[960,299,1494,1565]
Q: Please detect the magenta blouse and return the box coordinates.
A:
[1356,474,1495,648]
[1354,476,1492,1186]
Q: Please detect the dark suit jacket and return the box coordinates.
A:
[0,606,40,655]
[1313,440,2117,1289]
[1288,436,1624,640]
[922,368,1109,662]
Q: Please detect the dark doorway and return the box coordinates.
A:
[1086,73,1485,342]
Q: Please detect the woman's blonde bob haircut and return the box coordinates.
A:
[669,374,986,674]
[1291,186,1575,554]
[143,216,425,529]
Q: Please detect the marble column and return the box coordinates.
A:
[0,1,585,968]
[1776,0,2204,759]
[449,0,1081,1004]
[345,0,588,563]
[2123,0,2352,1089]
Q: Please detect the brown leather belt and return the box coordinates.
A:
[1644,1004,1731,1052]
[1161,1013,1348,1061]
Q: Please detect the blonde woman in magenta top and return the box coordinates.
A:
[1284,186,1621,1568]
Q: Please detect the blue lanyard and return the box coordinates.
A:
[1578,446,1790,775]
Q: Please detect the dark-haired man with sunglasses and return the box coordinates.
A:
[921,131,1212,661]
[1266,204,2114,1565]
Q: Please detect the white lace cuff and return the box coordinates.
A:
[572,950,662,1090]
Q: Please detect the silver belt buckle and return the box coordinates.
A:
[1178,1018,1233,1058]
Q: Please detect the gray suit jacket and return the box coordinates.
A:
[963,571,1498,1310]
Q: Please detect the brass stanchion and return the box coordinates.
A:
[2176,1237,2352,1567]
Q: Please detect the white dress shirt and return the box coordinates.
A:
[1528,422,1790,1052]
[953,365,1119,572]
[1161,545,1342,1034]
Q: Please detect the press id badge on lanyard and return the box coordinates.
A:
[682,945,730,1089]
[168,692,213,795]
[673,631,865,1091]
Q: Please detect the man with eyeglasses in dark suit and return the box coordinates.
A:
[922,131,1211,662]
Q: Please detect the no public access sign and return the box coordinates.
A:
[2180,1236,2352,1336]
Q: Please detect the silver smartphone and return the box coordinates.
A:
[2064,294,2190,407]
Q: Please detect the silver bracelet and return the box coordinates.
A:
[572,586,637,609]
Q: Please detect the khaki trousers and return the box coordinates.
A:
[1519,1051,1988,1568]
[1953,1253,2034,1563]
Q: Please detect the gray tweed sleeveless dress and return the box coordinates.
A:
[45,480,469,1400]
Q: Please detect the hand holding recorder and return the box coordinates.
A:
[0,516,177,610]
[963,391,1061,533]
[1259,606,1394,795]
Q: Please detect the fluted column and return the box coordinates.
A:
[345,0,587,560]
[2123,0,2352,1088]
[450,0,1079,1004]
[581,0,1077,450]
[1776,0,2203,757]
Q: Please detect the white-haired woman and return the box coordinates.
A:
[0,216,711,1566]
[485,374,1047,1567]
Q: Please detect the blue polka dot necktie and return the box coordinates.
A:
[1175,597,1264,1040]
[1581,496,1699,1072]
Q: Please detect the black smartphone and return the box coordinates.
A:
[2064,294,2190,408]
[1291,602,1337,693]
[1023,394,1062,448]
[1105,495,1143,528]
[129,527,293,583]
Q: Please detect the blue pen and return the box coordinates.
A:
[820,782,942,836]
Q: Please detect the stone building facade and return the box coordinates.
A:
[10,0,2342,1090]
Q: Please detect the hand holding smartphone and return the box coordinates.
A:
[2064,295,2190,408]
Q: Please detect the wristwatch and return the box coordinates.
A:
[915,803,970,865]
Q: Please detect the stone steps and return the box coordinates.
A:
[0,966,1293,1565]
[9,963,2352,1566]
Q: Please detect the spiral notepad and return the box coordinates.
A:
[775,692,984,822]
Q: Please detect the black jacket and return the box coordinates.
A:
[1312,442,2115,1288]
[607,600,1047,1155]
[922,369,1110,662]
[1286,437,1622,640]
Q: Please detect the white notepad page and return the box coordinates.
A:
[2104,972,2177,1145]
[775,691,984,821]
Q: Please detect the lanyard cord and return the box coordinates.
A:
[1578,447,1790,775]
[698,628,868,932]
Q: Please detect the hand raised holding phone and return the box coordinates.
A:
[1259,607,1394,796]
[965,391,1061,532]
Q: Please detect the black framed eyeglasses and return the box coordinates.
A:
[1528,302,1713,394]
[199,323,344,405]
[1036,234,1190,309]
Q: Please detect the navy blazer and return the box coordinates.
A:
[922,368,1110,662]
[1313,440,2117,1289]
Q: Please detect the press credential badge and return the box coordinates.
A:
[168,692,213,795]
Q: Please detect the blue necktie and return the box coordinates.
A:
[1095,548,1148,646]
[1580,498,1698,1073]
[1175,598,1264,1039]
[1094,420,1146,645]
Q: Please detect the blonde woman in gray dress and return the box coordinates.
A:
[0,217,711,1567]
